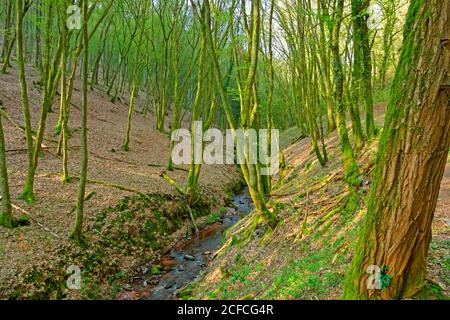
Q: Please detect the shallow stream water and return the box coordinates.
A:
[135,190,254,300]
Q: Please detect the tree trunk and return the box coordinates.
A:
[351,0,376,141]
[16,0,35,204]
[71,0,89,241]
[332,0,360,186]
[0,109,12,228]
[344,0,450,299]
[1,0,13,60]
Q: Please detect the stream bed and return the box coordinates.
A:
[131,190,254,300]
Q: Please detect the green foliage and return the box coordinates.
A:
[151,265,162,275]
[206,212,222,224]
[15,215,31,227]
[379,266,393,289]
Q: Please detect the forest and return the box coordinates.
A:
[0,0,449,301]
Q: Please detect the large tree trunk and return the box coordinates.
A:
[344,0,450,299]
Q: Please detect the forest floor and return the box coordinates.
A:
[184,105,449,300]
[0,61,448,300]
[0,62,241,299]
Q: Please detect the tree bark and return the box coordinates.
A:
[71,0,89,241]
[0,108,12,228]
[344,0,450,299]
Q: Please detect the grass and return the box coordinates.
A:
[206,212,222,224]
[262,238,348,300]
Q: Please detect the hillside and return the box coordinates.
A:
[184,116,450,300]
[0,63,241,299]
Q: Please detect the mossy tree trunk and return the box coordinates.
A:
[351,0,376,141]
[20,0,63,202]
[0,107,12,228]
[193,0,278,228]
[59,0,70,182]
[332,0,360,186]
[122,2,148,152]
[16,0,35,204]
[1,0,13,62]
[344,0,450,299]
[71,0,89,241]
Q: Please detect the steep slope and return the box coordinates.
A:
[186,114,449,300]
[0,63,241,299]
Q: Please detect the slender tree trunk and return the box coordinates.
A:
[122,4,147,151]
[0,108,12,228]
[34,0,41,70]
[351,0,376,141]
[1,0,13,60]
[344,0,450,299]
[332,0,360,186]
[21,2,62,201]
[59,0,70,182]
[71,0,89,241]
[16,0,35,203]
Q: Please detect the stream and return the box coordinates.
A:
[132,189,254,300]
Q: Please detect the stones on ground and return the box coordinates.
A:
[164,281,177,289]
[141,266,149,275]
[203,251,215,261]
[178,265,185,272]
[184,254,196,261]
[254,226,265,238]
[143,280,148,287]
[122,284,133,291]
[226,208,237,216]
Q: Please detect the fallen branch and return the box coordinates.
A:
[160,171,186,196]
[6,145,81,154]
[0,108,24,132]
[91,152,138,166]
[71,176,143,194]
[149,163,189,172]
[0,108,60,152]
[11,203,62,239]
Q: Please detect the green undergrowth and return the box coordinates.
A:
[184,124,448,300]
[0,214,30,228]
[183,186,364,300]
